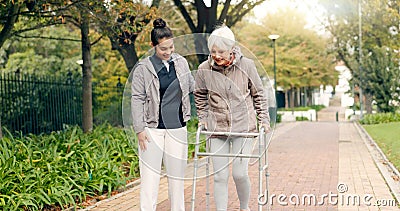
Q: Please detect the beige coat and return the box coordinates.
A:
[131,53,195,133]
[194,47,270,133]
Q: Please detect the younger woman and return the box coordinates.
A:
[131,18,194,211]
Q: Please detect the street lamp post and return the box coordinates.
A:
[358,0,364,119]
[268,34,280,107]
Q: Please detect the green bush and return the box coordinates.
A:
[0,117,210,210]
[0,124,138,210]
[296,116,309,121]
[276,113,282,123]
[359,112,400,125]
[309,105,326,112]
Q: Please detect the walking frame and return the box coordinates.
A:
[191,126,271,211]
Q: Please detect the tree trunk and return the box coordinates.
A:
[194,35,209,63]
[175,0,265,64]
[0,2,20,48]
[285,90,289,109]
[304,87,309,106]
[195,0,217,63]
[296,87,301,107]
[110,37,139,73]
[290,87,295,108]
[81,11,93,133]
[174,0,218,63]
[365,92,373,114]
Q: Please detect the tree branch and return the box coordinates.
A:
[90,35,103,46]
[218,0,231,23]
[0,2,20,48]
[173,0,196,32]
[16,1,78,18]
[228,0,265,26]
[14,34,81,42]
[10,21,64,36]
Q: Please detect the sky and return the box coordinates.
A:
[253,0,327,32]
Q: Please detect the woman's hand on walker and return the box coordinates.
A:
[137,131,150,151]
[260,123,271,133]
[198,122,207,130]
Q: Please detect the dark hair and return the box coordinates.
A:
[151,18,173,46]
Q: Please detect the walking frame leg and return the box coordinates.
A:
[206,138,210,211]
[257,129,271,211]
[258,128,265,211]
[191,126,203,211]
[192,127,270,211]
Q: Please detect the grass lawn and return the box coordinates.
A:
[362,122,400,172]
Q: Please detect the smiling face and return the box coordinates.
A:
[210,45,231,66]
[154,37,174,61]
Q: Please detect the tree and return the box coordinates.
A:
[79,5,94,132]
[364,47,400,112]
[1,0,73,135]
[0,0,21,48]
[318,0,400,113]
[2,26,81,75]
[75,0,160,130]
[173,0,267,62]
[1,0,159,133]
[8,0,97,133]
[0,0,68,49]
[98,1,159,72]
[237,7,337,108]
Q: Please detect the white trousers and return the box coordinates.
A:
[139,126,188,211]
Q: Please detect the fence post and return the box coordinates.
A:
[336,111,339,122]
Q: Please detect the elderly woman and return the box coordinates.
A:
[194,25,271,211]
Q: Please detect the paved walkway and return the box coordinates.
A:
[82,107,399,211]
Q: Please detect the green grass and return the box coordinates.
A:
[363,122,400,172]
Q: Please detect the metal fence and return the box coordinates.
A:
[0,73,82,135]
[92,78,124,126]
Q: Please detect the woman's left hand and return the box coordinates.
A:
[260,123,271,133]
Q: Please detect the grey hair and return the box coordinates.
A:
[207,26,236,52]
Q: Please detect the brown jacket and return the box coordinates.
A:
[194,47,270,133]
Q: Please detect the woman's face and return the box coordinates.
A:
[154,37,174,61]
[211,45,231,66]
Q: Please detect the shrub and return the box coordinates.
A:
[309,105,326,112]
[276,113,282,123]
[296,116,309,121]
[359,112,400,125]
[0,123,138,210]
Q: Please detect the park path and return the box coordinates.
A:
[82,106,398,210]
